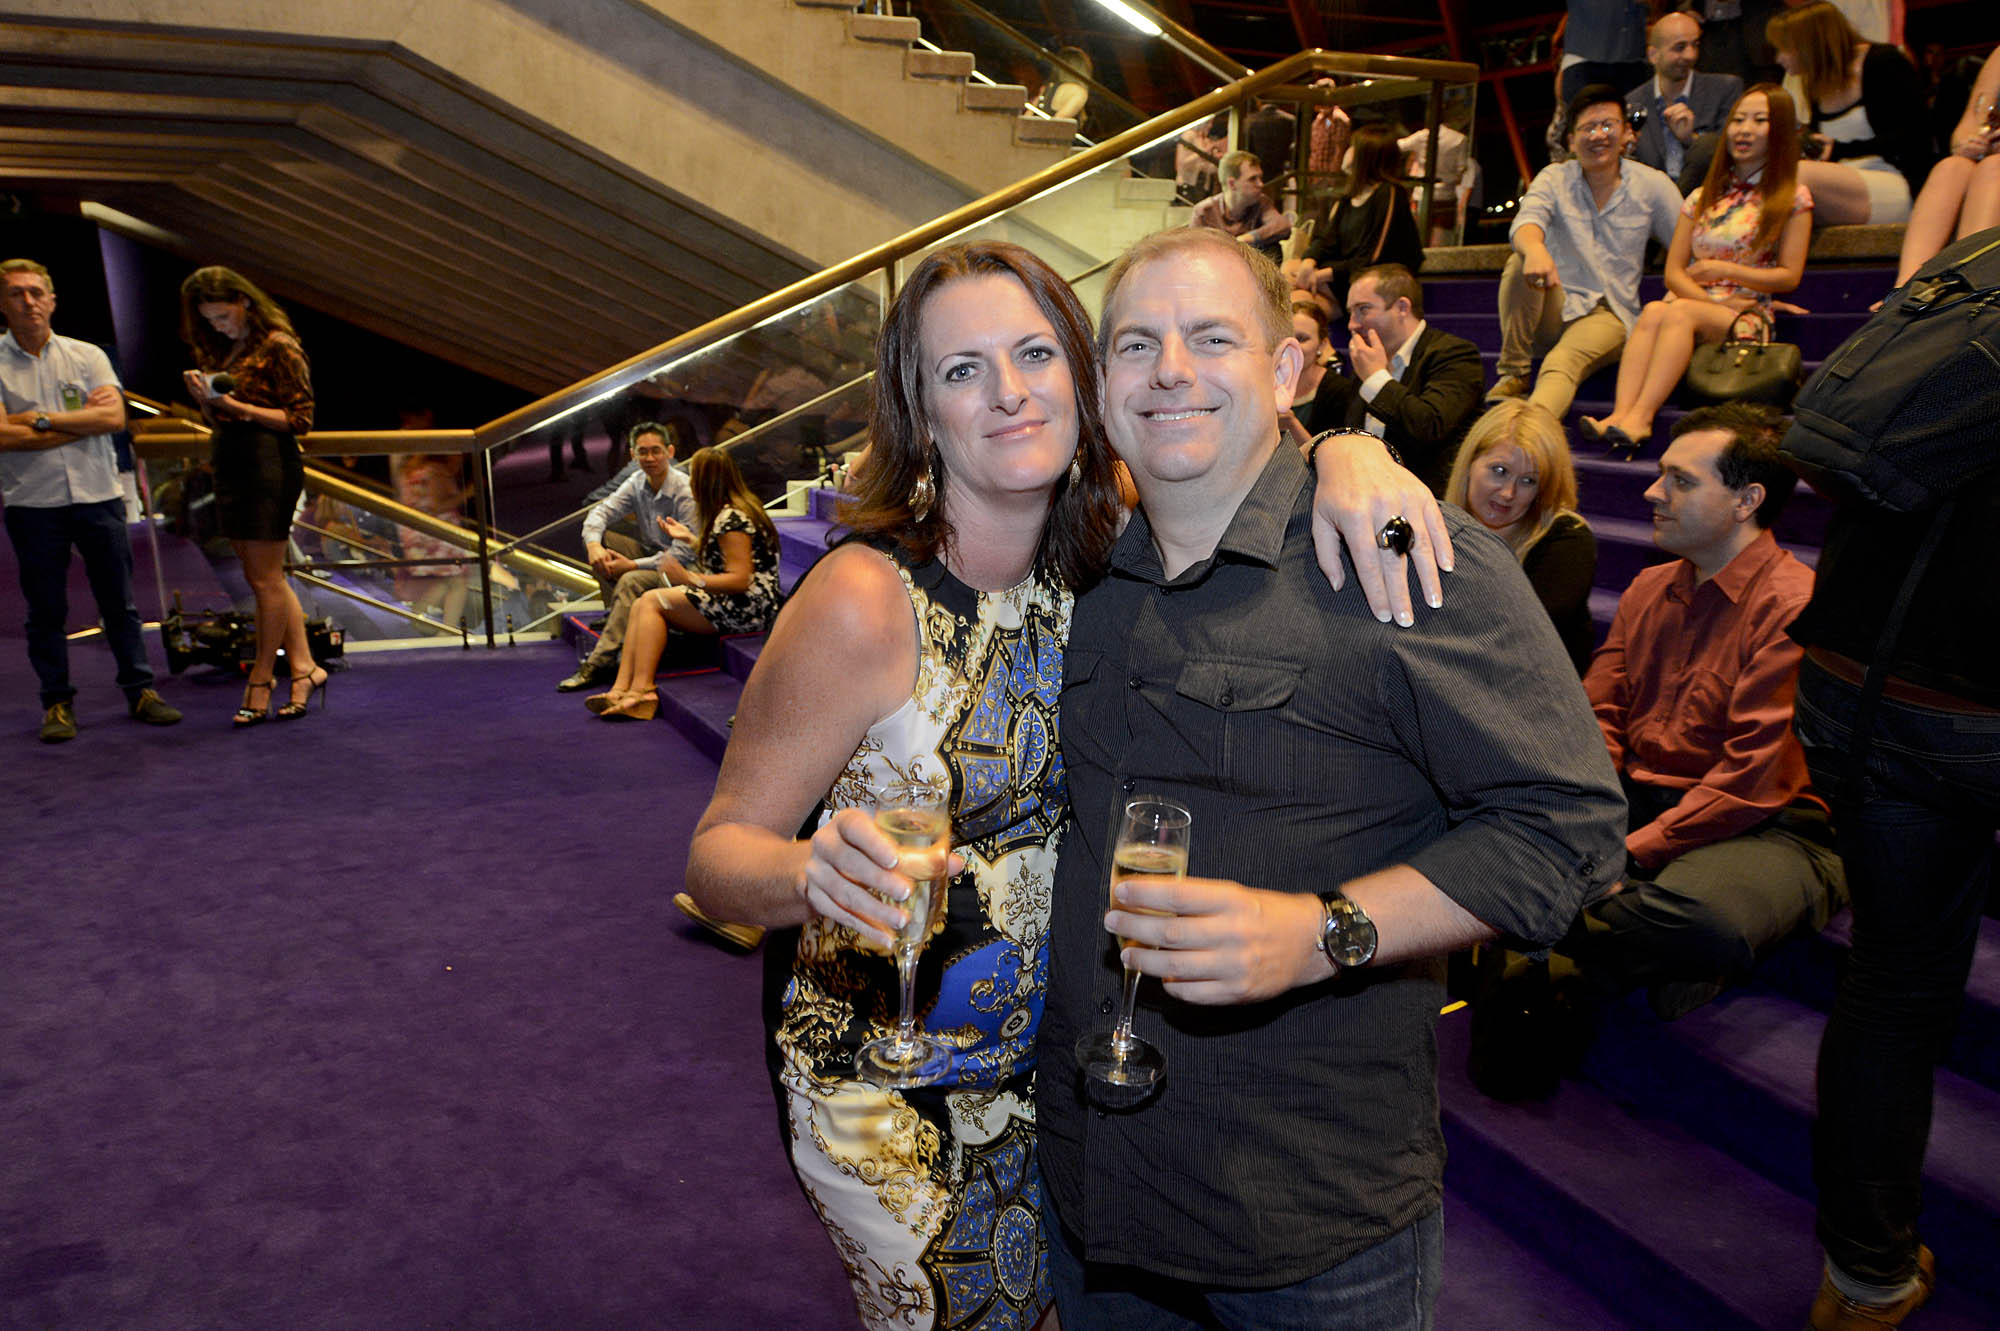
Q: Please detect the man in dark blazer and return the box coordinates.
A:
[1312,263,1484,495]
[1626,10,1742,190]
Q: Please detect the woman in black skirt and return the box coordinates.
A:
[179,267,326,727]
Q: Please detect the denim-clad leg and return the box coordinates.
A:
[4,501,77,707]
[1794,661,2000,1287]
[69,498,155,698]
[1045,1186,1441,1331]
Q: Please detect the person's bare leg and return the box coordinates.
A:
[1959,154,2000,238]
[1591,301,1667,433]
[624,587,716,696]
[1617,301,1739,438]
[1896,156,1974,286]
[1796,161,1877,227]
[603,591,664,699]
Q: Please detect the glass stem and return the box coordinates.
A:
[1112,965,1143,1050]
[894,945,920,1049]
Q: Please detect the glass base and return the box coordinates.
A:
[1075,1031,1165,1108]
[856,1031,953,1089]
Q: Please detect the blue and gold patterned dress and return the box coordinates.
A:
[776,550,1069,1331]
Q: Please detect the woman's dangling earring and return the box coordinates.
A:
[910,464,936,521]
[1067,450,1083,487]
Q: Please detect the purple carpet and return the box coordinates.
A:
[0,517,855,1327]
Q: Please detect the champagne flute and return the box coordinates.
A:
[854,786,954,1089]
[1075,796,1189,1103]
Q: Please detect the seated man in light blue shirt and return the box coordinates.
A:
[1,257,180,742]
[556,421,698,692]
[1491,85,1684,420]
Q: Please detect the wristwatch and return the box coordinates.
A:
[31,414,51,432]
[1315,889,1378,971]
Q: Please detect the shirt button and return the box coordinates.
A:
[1120,778,1136,794]
[1219,691,1234,707]
[1128,676,1142,690]
[1098,998,1115,1015]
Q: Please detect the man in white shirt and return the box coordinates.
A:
[556,421,699,692]
[1492,86,1684,419]
[0,258,180,742]
[1310,265,1485,494]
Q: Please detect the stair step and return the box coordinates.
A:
[1580,986,2000,1304]
[654,668,742,764]
[1015,113,1078,146]
[906,48,974,80]
[1438,1008,1822,1331]
[1441,1008,2000,1330]
[721,635,763,683]
[848,13,920,43]
[963,82,1029,113]
[1438,1192,1648,1330]
[1758,914,2000,1093]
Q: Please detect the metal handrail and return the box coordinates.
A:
[471,48,1476,454]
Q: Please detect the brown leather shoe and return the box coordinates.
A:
[673,892,765,950]
[1809,1247,1935,1330]
[1486,374,1531,401]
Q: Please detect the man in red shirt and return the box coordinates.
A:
[1187,152,1292,264]
[1570,401,1844,1017]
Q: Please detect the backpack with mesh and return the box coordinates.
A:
[1781,227,2000,512]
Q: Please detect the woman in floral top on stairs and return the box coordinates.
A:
[1581,85,1814,452]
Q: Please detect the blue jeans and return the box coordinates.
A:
[1043,1188,1441,1331]
[1794,660,2000,1286]
[3,498,155,707]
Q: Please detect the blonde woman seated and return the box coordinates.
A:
[1582,85,1812,450]
[1446,400,1598,674]
[1892,44,2000,291]
[590,447,781,721]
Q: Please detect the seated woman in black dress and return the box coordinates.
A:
[1292,122,1426,313]
[180,267,328,727]
[1444,399,1599,673]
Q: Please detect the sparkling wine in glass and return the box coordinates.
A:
[854,791,954,1089]
[1075,796,1189,1105]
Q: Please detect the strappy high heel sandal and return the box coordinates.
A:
[276,665,330,721]
[234,678,275,728]
[600,690,658,722]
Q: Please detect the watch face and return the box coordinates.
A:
[1323,897,1379,968]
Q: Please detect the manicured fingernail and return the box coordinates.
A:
[1428,594,1442,609]
[1375,608,1392,623]
[1397,611,1413,627]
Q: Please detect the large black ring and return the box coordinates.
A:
[1375,515,1414,556]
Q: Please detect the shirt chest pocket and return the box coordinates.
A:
[1173,658,1306,791]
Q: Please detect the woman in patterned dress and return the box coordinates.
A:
[684,242,1125,1329]
[1581,85,1815,449]
[178,266,326,726]
[594,446,783,721]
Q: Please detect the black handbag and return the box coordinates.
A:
[1684,307,1803,407]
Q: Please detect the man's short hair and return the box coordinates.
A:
[1097,227,1291,354]
[627,421,677,451]
[1353,263,1423,319]
[0,258,52,289]
[1672,402,1795,529]
[1218,149,1258,185]
[1565,84,1630,136]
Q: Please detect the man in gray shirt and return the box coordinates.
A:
[1037,227,1625,1329]
[556,421,697,692]
[1491,84,1683,418]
